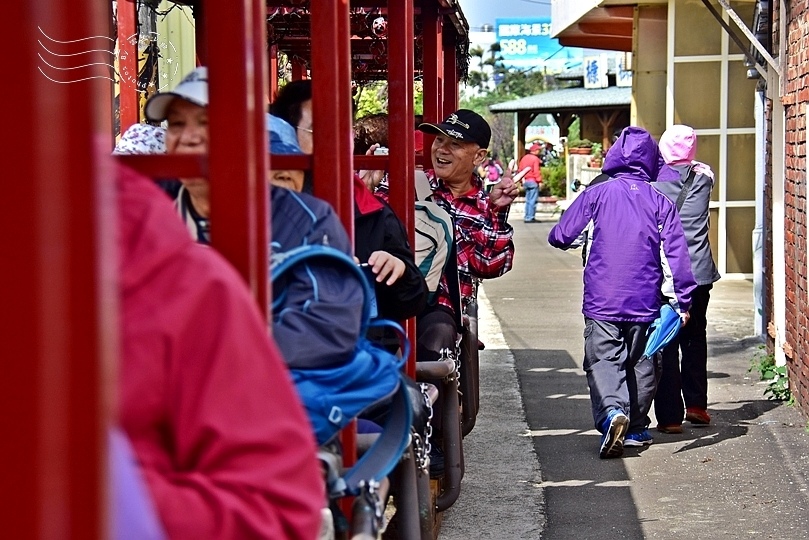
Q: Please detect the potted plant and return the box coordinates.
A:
[588,143,603,167]
[568,139,593,155]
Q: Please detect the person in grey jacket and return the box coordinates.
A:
[652,125,721,432]
[548,126,697,459]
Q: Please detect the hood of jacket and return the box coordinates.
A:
[117,164,193,293]
[659,124,697,165]
[601,126,661,183]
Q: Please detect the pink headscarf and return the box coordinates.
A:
[659,124,714,180]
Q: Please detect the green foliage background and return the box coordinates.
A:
[353,81,423,120]
[461,44,565,162]
[541,159,567,198]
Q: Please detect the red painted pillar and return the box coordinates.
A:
[253,0,269,314]
[443,35,459,115]
[206,0,268,311]
[269,44,279,99]
[387,0,415,233]
[117,0,139,131]
[421,4,444,168]
[5,1,113,537]
[291,59,308,81]
[310,0,356,512]
[194,3,207,64]
[310,0,354,236]
[388,0,417,377]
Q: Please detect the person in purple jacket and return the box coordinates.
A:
[548,126,697,459]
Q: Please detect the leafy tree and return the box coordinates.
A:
[461,46,561,160]
[354,82,388,118]
[353,81,423,119]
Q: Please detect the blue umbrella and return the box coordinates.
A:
[644,304,681,357]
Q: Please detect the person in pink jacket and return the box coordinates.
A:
[116,162,324,539]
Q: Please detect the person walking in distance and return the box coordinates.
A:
[652,125,721,433]
[518,143,542,222]
[548,127,696,459]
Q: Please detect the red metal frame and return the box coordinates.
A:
[12,0,469,533]
[252,0,271,307]
[310,1,354,236]
[307,0,357,511]
[421,3,444,167]
[291,60,308,81]
[206,0,269,312]
[387,0,417,377]
[269,44,279,96]
[6,2,113,537]
[443,34,459,115]
[117,0,139,131]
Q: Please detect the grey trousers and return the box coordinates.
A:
[583,318,657,433]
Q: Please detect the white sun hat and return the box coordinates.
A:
[144,66,208,122]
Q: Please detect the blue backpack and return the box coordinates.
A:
[271,244,413,494]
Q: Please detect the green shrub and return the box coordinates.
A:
[748,347,793,403]
[568,138,593,149]
[541,158,567,198]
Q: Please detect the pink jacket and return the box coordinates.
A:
[116,164,324,539]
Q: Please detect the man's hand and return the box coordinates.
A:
[490,173,519,208]
[358,143,385,191]
[367,250,406,286]
[680,311,690,327]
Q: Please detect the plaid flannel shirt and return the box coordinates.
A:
[377,170,515,314]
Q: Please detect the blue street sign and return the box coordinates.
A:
[495,17,582,70]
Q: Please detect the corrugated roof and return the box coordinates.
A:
[489,86,631,113]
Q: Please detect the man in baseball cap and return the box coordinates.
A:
[411,108,518,400]
[416,108,516,205]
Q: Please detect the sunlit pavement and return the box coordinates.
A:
[440,218,809,540]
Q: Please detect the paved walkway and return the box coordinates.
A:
[440,215,809,539]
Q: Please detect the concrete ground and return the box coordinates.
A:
[439,212,809,540]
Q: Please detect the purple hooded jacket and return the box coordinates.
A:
[548,127,696,322]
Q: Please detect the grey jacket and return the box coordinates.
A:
[652,164,721,286]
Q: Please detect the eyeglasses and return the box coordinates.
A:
[296,125,313,134]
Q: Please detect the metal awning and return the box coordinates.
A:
[550,1,658,52]
[550,0,777,78]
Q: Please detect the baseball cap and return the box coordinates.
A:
[418,109,491,149]
[529,143,541,153]
[144,66,209,122]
